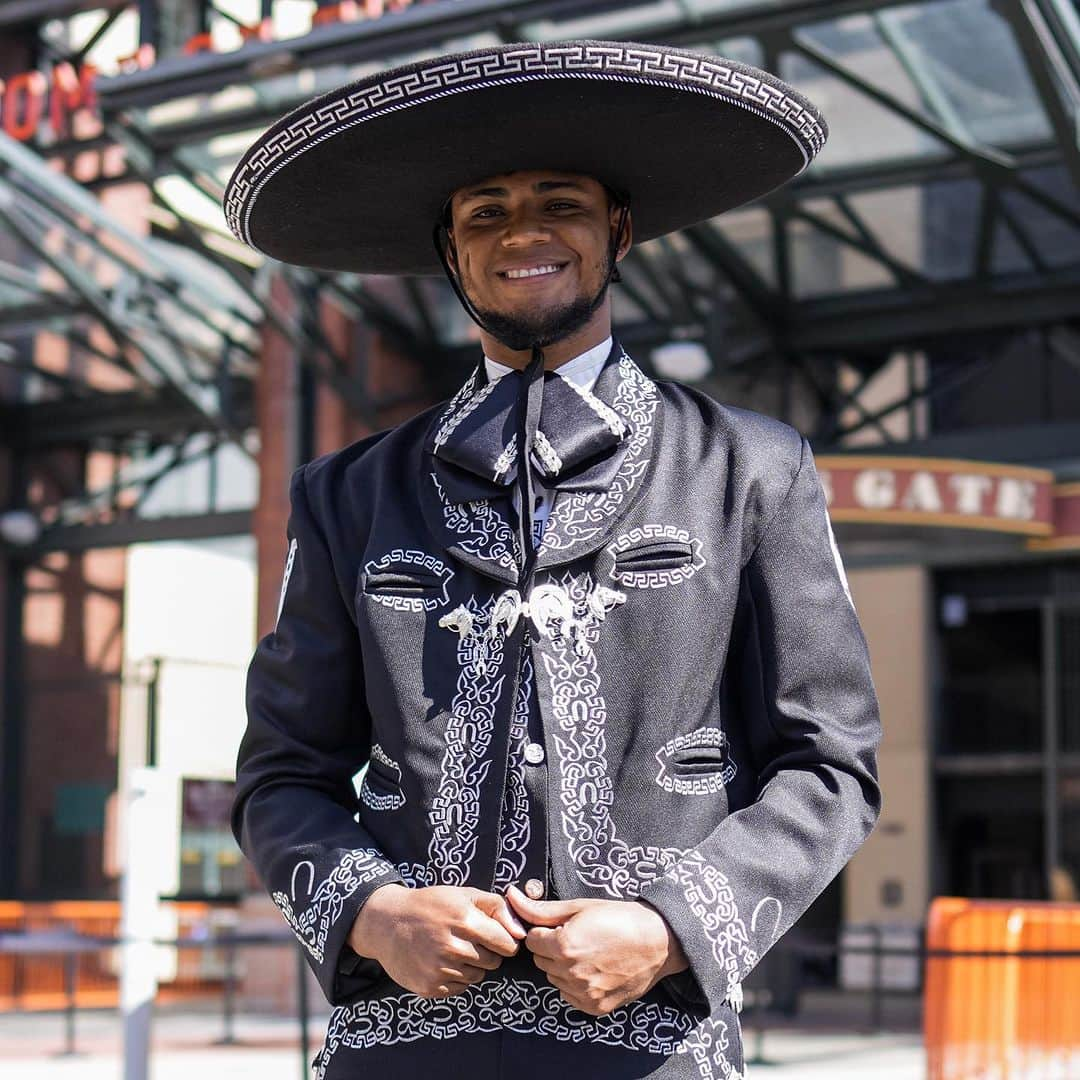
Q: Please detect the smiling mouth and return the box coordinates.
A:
[498,263,566,280]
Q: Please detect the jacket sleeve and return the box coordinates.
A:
[639,434,882,1014]
[231,464,404,1005]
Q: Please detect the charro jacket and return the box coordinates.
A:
[231,340,882,1080]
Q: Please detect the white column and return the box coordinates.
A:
[121,766,168,1080]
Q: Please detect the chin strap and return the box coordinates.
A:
[608,200,630,284]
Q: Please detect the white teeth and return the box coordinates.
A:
[504,265,561,279]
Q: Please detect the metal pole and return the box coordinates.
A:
[221,937,236,1045]
[121,767,164,1080]
[1042,599,1060,894]
[752,1020,766,1067]
[62,951,78,1056]
[0,451,29,897]
[870,924,883,1032]
[297,944,310,1080]
[145,658,161,768]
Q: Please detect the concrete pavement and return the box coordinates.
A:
[0,1006,926,1078]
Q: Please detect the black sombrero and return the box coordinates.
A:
[224,40,826,276]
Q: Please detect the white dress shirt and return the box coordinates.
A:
[484,336,612,546]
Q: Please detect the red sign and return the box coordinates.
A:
[0,62,97,141]
[816,456,1055,537]
[1029,482,1080,552]
[0,0,427,142]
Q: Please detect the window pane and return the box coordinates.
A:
[938,608,1042,754]
[781,49,948,173]
[938,775,1046,899]
[1061,609,1080,754]
[877,0,1053,147]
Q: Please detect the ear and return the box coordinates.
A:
[610,205,633,264]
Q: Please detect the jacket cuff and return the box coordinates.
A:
[637,854,757,1014]
[330,882,403,1001]
[271,849,403,1006]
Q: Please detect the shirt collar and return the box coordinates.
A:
[483,335,613,392]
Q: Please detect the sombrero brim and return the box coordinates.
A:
[224,40,826,276]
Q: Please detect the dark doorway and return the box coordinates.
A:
[937,774,1045,899]
[933,562,1080,903]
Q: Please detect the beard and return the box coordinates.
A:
[464,274,609,353]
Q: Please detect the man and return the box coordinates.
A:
[226,40,882,1080]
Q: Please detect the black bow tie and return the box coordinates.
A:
[430,368,630,500]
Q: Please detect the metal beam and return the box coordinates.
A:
[16,510,254,557]
[863,416,1080,466]
[94,0,975,115]
[95,0,640,111]
[633,0,948,45]
[0,298,87,330]
[681,222,785,330]
[7,0,1079,472]
[998,197,1050,273]
[792,273,1080,350]
[0,0,127,28]
[794,356,894,444]
[998,0,1080,193]
[790,204,926,287]
[787,34,1015,174]
[874,8,972,144]
[0,384,254,450]
[0,351,97,397]
[974,186,999,280]
[827,357,991,445]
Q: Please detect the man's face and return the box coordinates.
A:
[445,169,629,350]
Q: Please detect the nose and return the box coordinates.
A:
[499,205,552,247]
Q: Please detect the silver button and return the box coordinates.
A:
[524,878,545,900]
[524,742,545,765]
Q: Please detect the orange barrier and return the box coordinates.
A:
[925,897,1080,1079]
[0,901,236,1012]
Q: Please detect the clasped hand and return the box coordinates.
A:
[348,882,687,1016]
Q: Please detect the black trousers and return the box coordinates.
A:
[318,1027,671,1079]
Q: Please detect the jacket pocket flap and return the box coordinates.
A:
[612,540,694,573]
[672,742,729,771]
[365,569,443,596]
[358,552,452,608]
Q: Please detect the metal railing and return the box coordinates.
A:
[0,929,313,1077]
[3,924,1079,1076]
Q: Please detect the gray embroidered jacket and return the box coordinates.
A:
[231,341,882,1080]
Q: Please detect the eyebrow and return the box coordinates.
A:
[456,179,587,203]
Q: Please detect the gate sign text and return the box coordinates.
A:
[816,456,1054,537]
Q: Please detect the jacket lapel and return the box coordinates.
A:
[419,343,661,582]
[420,367,522,585]
[535,345,661,570]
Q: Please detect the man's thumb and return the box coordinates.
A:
[505,884,583,926]
[471,890,527,939]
